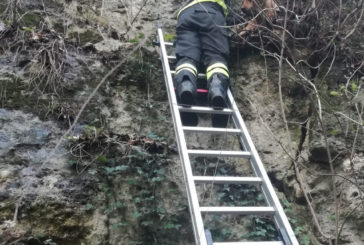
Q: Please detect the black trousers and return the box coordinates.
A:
[175,2,230,84]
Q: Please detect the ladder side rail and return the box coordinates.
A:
[228,99,273,208]
[228,104,248,151]
[157,27,208,245]
[227,90,299,245]
[230,110,284,241]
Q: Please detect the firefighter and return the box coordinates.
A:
[174,0,231,127]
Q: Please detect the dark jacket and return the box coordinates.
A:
[180,0,241,25]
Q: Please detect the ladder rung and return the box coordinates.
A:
[167,55,176,60]
[171,71,206,79]
[165,42,173,46]
[197,73,207,79]
[188,150,251,158]
[200,206,275,215]
[178,106,233,115]
[214,242,284,245]
[183,126,241,135]
[193,176,262,185]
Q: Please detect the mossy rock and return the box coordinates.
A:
[69,30,103,45]
[0,201,14,220]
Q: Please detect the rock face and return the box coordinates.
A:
[0,109,52,155]
[1,0,363,245]
[0,109,96,244]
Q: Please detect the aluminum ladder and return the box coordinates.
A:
[155,26,299,245]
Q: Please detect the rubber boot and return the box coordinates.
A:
[175,74,198,126]
[176,79,197,107]
[208,74,229,128]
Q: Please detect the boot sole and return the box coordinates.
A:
[180,89,198,126]
[180,90,195,106]
[211,95,228,128]
[180,112,198,126]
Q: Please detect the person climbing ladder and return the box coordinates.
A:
[174,0,231,127]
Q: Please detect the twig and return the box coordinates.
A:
[337,203,363,242]
[277,0,291,146]
[130,0,148,27]
[343,1,364,40]
[334,112,364,128]
[317,115,339,245]
[344,61,364,97]
[124,0,149,35]
[13,203,19,224]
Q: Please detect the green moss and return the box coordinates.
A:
[163,33,175,42]
[129,38,139,43]
[53,22,65,34]
[321,89,344,111]
[128,33,146,44]
[27,202,91,242]
[0,202,14,220]
[21,13,42,28]
[0,4,6,14]
[69,30,103,45]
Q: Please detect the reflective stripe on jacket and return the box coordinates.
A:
[177,0,228,17]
